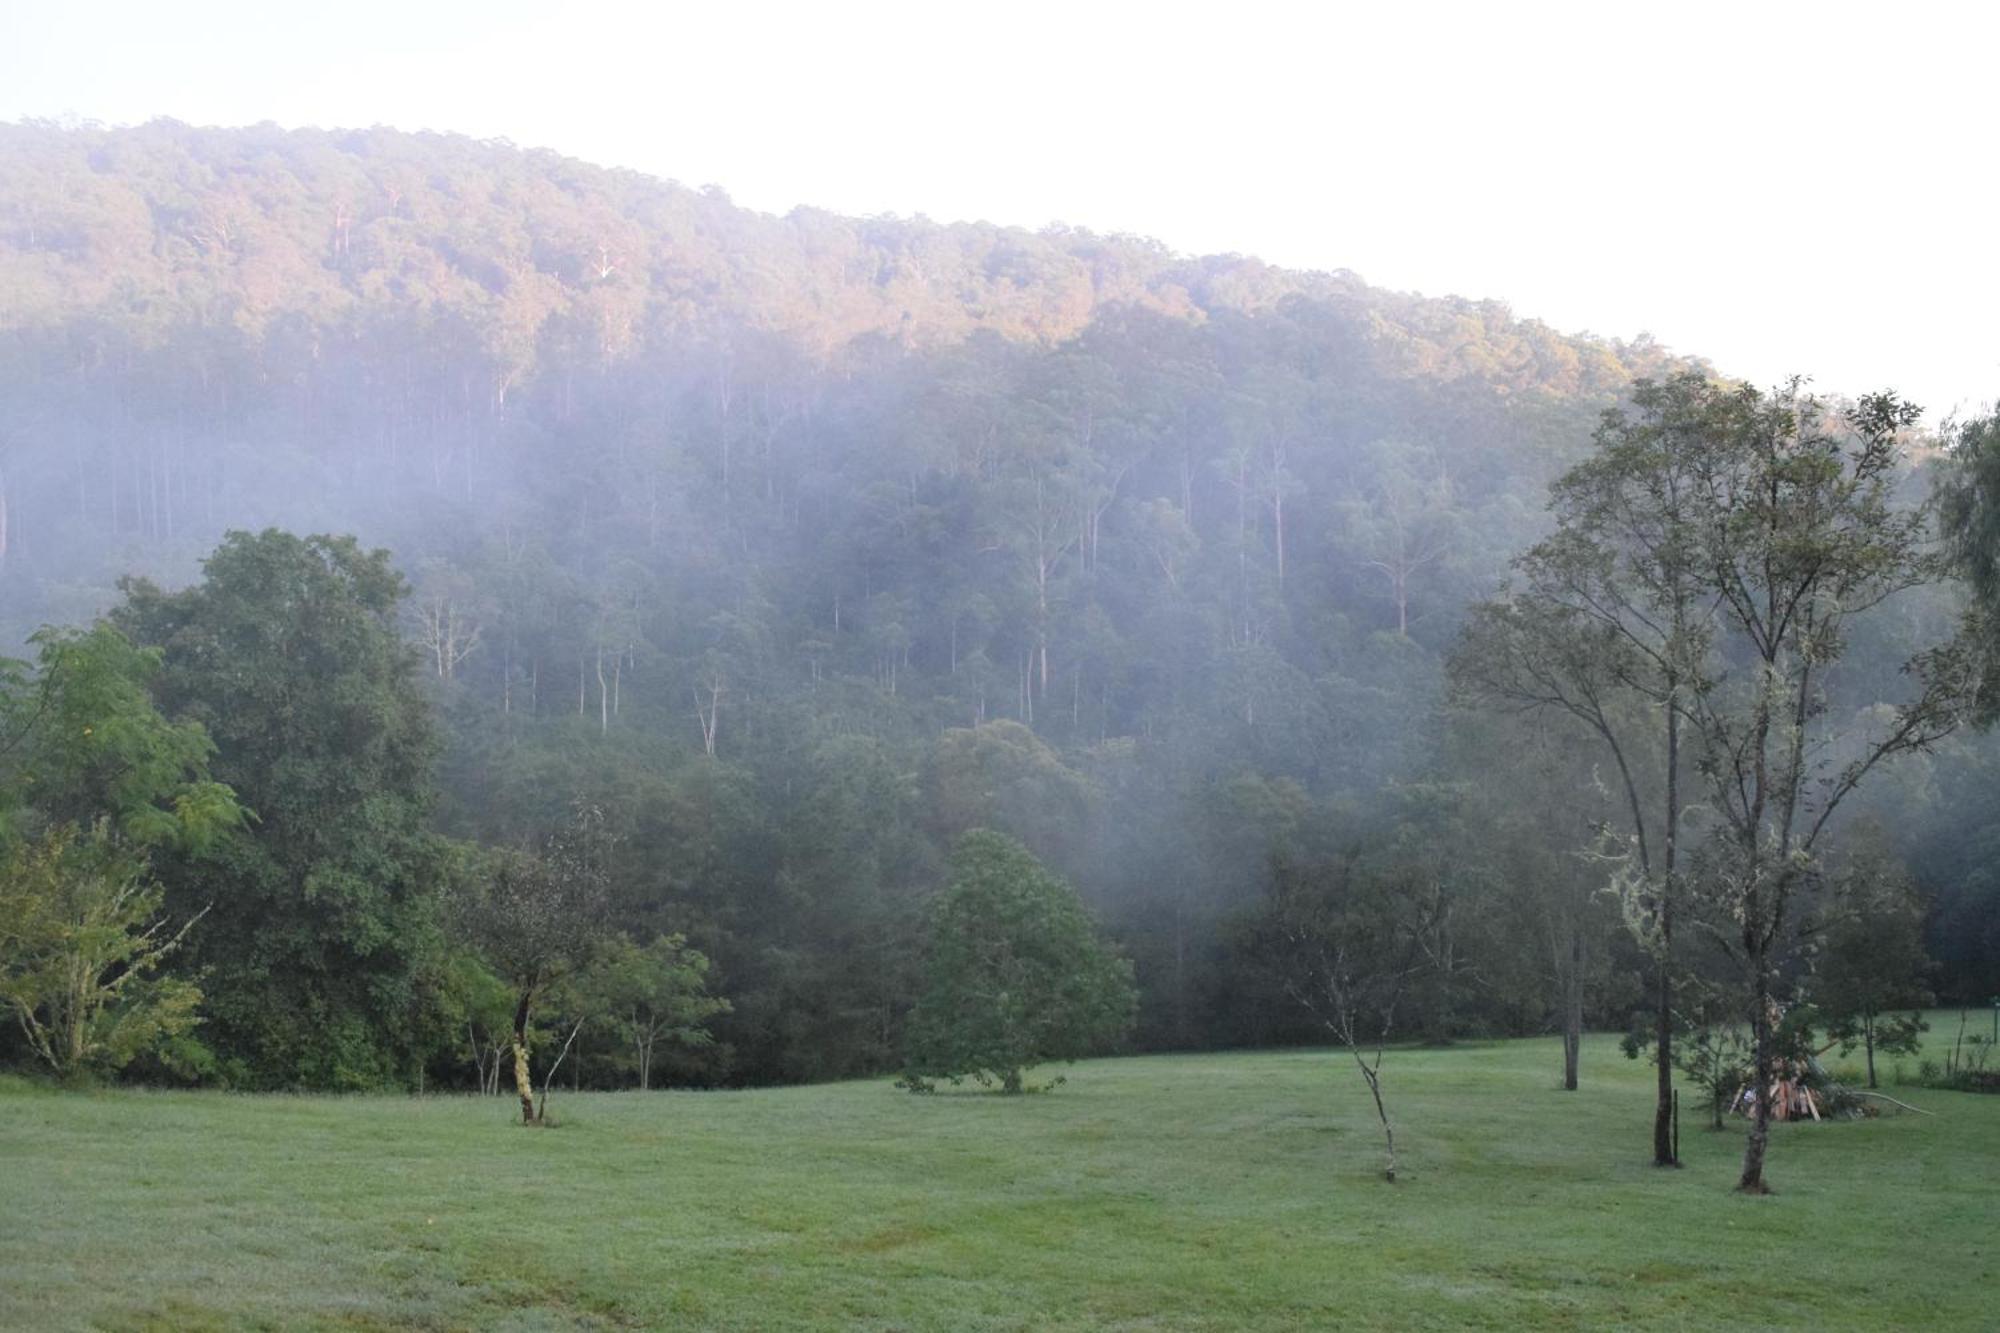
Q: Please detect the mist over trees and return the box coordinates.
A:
[0,120,1992,1104]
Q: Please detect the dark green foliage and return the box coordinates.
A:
[926,722,1095,873]
[449,803,618,1121]
[1926,409,2000,1001]
[452,808,614,1003]
[111,531,448,1088]
[1813,837,1932,1088]
[902,831,1135,1092]
[1622,982,1751,1132]
[0,625,240,851]
[1876,709,2000,1006]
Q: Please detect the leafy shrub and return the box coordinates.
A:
[901,831,1135,1094]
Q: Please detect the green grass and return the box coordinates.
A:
[2,1032,1994,1330]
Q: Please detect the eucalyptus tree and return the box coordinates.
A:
[1672,384,1971,1191]
[1939,407,2000,613]
[1457,373,1975,1191]
[1344,441,1460,638]
[1453,376,1715,1166]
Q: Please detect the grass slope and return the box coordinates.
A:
[2,1032,1994,1330]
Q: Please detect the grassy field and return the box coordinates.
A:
[2,1027,1995,1331]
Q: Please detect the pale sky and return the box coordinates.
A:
[4,0,1995,421]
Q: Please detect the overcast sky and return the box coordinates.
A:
[5,1,1994,421]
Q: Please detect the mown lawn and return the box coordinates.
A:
[2,1030,1994,1330]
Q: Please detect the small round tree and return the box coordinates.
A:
[901,829,1135,1093]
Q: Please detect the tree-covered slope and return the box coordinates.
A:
[16,121,1901,1086]
[0,118,1697,664]
[0,119,1678,381]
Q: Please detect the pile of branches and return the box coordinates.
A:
[1731,1053,1839,1122]
[1730,1052,1930,1123]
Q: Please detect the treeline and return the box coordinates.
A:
[0,123,1993,1094]
[0,527,1638,1090]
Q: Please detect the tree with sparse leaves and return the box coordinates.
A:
[1453,375,1714,1167]
[1463,374,1977,1193]
[587,932,728,1091]
[1669,382,1973,1193]
[1248,845,1448,1183]
[455,806,613,1123]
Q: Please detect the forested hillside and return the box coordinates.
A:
[1,120,1991,1089]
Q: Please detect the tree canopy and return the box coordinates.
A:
[111,530,447,1089]
[902,830,1135,1093]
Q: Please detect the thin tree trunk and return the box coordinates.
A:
[1173,897,1189,1047]
[1274,490,1285,587]
[511,988,536,1124]
[536,1016,588,1124]
[1653,918,1675,1162]
[1738,976,1775,1193]
[1352,1044,1396,1182]
[1710,1047,1726,1129]
[1562,924,1582,1091]
[1655,701,1681,1166]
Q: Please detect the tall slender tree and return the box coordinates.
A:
[1454,376,1714,1166]
[1458,375,1975,1189]
[1670,383,1971,1192]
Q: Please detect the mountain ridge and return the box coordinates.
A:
[0,118,1696,398]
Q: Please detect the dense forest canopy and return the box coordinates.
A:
[1,120,1992,1091]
